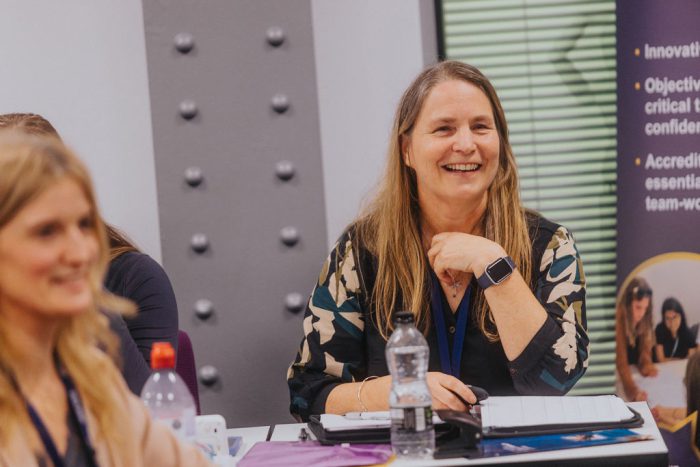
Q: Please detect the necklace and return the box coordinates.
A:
[450,279,462,298]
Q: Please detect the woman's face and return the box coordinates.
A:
[663,309,682,335]
[403,79,500,209]
[0,178,99,323]
[631,296,650,327]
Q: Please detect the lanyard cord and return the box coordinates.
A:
[670,335,679,358]
[430,273,472,379]
[3,357,98,467]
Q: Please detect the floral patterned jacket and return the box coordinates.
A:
[288,213,588,421]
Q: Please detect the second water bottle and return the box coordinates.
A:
[385,310,435,458]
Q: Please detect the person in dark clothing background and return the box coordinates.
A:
[655,297,697,362]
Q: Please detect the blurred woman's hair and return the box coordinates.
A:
[107,225,139,261]
[0,113,60,138]
[0,133,135,454]
[356,60,532,340]
[0,112,139,260]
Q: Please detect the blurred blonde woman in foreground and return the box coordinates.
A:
[0,133,210,466]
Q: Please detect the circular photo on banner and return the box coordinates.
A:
[619,252,700,330]
[617,252,700,407]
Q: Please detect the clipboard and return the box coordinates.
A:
[307,414,455,445]
[481,406,643,438]
[307,396,644,445]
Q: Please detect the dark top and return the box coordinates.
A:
[288,213,589,421]
[105,252,179,394]
[655,324,697,359]
[36,405,90,467]
[627,337,641,365]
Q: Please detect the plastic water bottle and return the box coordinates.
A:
[141,342,196,442]
[385,311,435,458]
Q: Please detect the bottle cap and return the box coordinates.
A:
[150,342,176,370]
[393,311,415,324]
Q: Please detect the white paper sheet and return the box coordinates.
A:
[480,395,635,429]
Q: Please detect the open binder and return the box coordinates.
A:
[307,395,644,446]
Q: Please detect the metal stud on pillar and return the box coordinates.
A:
[279,226,299,247]
[284,293,305,314]
[266,27,285,47]
[179,100,198,120]
[199,365,219,386]
[174,33,195,54]
[190,233,209,253]
[184,166,204,187]
[271,94,289,114]
[194,299,214,320]
[275,160,295,181]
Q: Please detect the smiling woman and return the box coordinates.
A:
[288,61,589,422]
[0,178,99,321]
[0,133,210,466]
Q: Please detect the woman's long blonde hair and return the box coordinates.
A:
[357,60,532,340]
[0,133,136,457]
[0,113,140,262]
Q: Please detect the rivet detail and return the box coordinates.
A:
[179,100,198,120]
[271,94,289,114]
[191,233,209,253]
[199,365,219,386]
[285,293,305,314]
[194,299,214,320]
[275,160,295,181]
[174,33,195,54]
[184,166,204,187]
[266,27,285,47]
[280,226,299,247]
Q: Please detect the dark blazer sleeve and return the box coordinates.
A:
[106,312,153,394]
[106,252,180,392]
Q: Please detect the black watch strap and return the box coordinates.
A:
[477,256,516,290]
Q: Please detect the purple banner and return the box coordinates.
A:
[615,0,700,407]
[617,0,700,277]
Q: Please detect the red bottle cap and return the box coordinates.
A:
[150,342,175,370]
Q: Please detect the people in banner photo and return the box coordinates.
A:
[287,60,589,421]
[0,133,211,465]
[0,113,180,395]
[655,297,697,362]
[615,277,657,401]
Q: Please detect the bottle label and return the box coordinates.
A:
[390,406,433,433]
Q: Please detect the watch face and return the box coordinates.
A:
[487,257,513,283]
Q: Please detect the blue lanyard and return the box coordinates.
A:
[430,273,472,378]
[7,358,98,467]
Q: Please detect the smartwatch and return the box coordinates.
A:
[477,256,516,290]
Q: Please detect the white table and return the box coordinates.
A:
[632,359,688,407]
[226,425,270,463]
[257,402,667,466]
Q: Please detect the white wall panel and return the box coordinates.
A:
[0,1,161,260]
[311,0,438,246]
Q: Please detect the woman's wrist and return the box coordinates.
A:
[472,243,508,277]
[357,376,378,411]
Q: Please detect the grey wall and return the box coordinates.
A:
[0,0,161,260]
[311,0,438,246]
[142,0,330,427]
